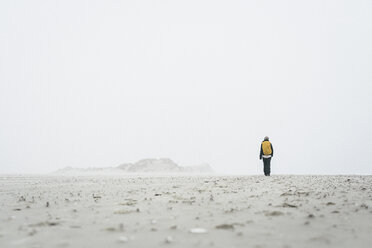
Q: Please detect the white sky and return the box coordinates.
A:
[0,0,371,174]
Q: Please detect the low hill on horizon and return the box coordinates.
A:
[53,158,214,175]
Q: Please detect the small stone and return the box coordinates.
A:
[265,211,284,216]
[307,214,315,218]
[189,228,208,234]
[46,202,50,208]
[360,204,368,209]
[215,224,234,230]
[165,236,173,243]
[118,236,128,243]
[282,203,298,208]
[92,194,101,199]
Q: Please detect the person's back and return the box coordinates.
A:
[259,136,274,176]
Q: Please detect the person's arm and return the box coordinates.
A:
[271,143,274,157]
[259,143,263,160]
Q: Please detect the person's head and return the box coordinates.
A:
[264,136,269,141]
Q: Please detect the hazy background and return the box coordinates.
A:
[0,0,371,174]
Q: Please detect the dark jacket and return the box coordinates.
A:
[260,141,274,160]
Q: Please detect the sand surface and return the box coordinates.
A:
[0,175,371,248]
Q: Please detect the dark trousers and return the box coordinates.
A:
[263,157,271,176]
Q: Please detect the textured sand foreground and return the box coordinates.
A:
[0,175,371,248]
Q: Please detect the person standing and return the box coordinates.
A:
[259,136,274,176]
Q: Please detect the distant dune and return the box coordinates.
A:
[53,158,214,175]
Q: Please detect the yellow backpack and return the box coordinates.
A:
[262,141,272,155]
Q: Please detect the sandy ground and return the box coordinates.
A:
[0,175,371,248]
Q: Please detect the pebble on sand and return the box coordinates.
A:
[118,236,128,243]
[215,224,234,230]
[282,203,298,208]
[165,236,173,243]
[189,228,208,234]
[265,211,284,216]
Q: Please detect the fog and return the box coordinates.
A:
[0,0,371,174]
